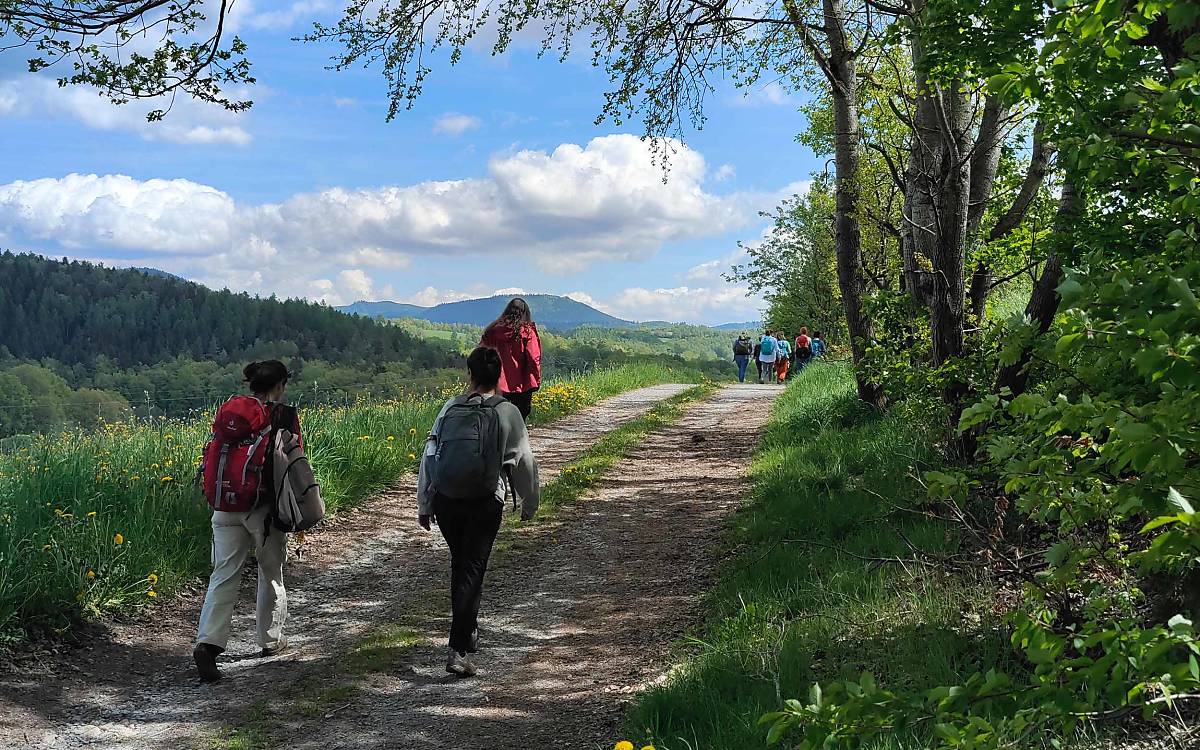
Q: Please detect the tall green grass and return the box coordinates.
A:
[624,363,1012,749]
[0,361,704,644]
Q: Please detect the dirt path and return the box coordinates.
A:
[1,384,778,750]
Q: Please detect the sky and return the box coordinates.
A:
[0,2,820,325]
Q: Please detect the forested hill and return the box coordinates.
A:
[0,252,451,369]
[339,294,634,330]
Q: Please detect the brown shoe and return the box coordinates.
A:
[193,643,222,683]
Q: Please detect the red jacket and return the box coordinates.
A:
[480,322,542,394]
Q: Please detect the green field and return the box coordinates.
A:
[0,362,708,645]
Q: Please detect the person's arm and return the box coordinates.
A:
[499,403,540,520]
[527,329,542,383]
[416,399,453,528]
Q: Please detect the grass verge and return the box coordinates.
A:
[0,361,708,643]
[623,363,1011,749]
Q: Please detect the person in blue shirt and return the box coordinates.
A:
[810,331,827,359]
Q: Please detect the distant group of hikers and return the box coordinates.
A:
[192,298,544,682]
[731,327,826,384]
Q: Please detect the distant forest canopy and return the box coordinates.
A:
[0,252,450,369]
[0,253,730,438]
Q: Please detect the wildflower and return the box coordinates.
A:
[151,463,160,469]
[614,743,635,750]
[147,591,157,598]
[86,570,96,579]
[409,428,418,436]
[387,435,395,441]
[642,746,656,750]
[147,573,158,585]
[114,533,124,546]
[130,475,141,482]
[408,453,417,460]
[42,544,51,551]
[161,476,174,483]
[87,511,97,518]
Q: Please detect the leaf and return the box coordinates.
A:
[1169,488,1195,515]
[809,683,823,708]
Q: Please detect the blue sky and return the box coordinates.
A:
[0,2,820,324]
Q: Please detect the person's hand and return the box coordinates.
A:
[418,514,433,530]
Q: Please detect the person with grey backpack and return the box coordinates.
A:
[417,347,540,677]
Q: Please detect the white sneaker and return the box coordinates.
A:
[445,649,477,677]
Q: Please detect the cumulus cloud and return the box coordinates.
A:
[0,77,251,145]
[605,285,762,324]
[433,113,483,136]
[0,136,751,288]
[712,164,736,182]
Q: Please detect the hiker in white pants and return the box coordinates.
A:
[195,503,287,654]
[194,360,302,682]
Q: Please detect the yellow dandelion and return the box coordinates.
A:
[130,475,141,481]
[147,590,157,598]
[87,511,97,518]
[614,743,635,750]
[642,746,655,750]
[114,533,124,546]
[86,570,96,579]
[387,435,395,441]
[408,453,417,460]
[161,476,174,483]
[42,544,51,551]
[146,573,158,585]
[409,428,418,436]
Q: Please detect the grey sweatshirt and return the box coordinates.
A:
[416,394,540,518]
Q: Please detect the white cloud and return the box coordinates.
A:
[685,246,748,283]
[493,287,528,296]
[605,285,762,324]
[713,164,736,182]
[0,77,251,145]
[401,287,481,307]
[433,113,483,136]
[0,136,752,283]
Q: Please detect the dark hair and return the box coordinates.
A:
[467,347,502,390]
[243,360,290,394]
[487,298,534,338]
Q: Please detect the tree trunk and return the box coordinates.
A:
[995,181,1080,396]
[787,0,885,407]
[826,0,885,407]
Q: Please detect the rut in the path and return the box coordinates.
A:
[279,384,780,750]
[0,384,694,750]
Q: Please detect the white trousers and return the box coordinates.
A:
[196,505,287,651]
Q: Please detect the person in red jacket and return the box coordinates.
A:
[479,298,542,419]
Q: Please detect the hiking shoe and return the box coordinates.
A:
[193,643,222,683]
[260,642,289,658]
[445,649,477,677]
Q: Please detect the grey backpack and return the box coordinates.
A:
[433,394,505,501]
[270,430,325,532]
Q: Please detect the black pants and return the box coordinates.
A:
[503,390,533,419]
[434,494,503,653]
[755,359,764,380]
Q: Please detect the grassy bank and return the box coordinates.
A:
[624,364,1009,749]
[0,361,706,644]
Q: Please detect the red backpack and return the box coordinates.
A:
[201,396,273,512]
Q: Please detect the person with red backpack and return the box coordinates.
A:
[193,360,302,683]
[794,326,814,372]
[479,298,542,420]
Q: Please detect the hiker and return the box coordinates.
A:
[418,346,540,677]
[758,330,778,384]
[480,298,542,420]
[194,360,303,683]
[811,331,827,359]
[752,338,763,382]
[733,333,753,383]
[794,327,813,372]
[775,332,792,383]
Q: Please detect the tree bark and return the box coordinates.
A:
[995,180,1080,396]
[968,120,1054,321]
[788,0,885,408]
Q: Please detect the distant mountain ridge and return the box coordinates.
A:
[338,294,635,331]
[713,321,762,331]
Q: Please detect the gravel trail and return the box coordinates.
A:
[0,383,778,750]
